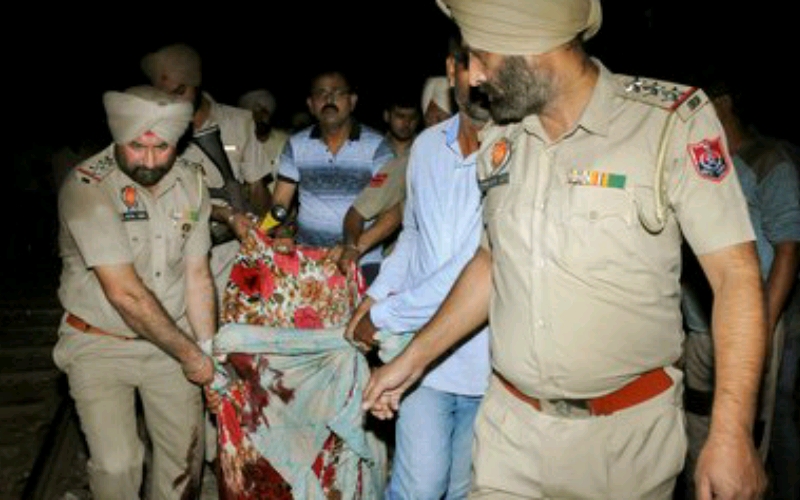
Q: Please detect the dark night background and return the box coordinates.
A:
[5,2,796,296]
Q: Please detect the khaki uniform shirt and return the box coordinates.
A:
[57,144,211,338]
[259,128,290,193]
[352,152,409,220]
[183,94,270,193]
[477,61,754,399]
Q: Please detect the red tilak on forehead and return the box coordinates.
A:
[144,131,157,137]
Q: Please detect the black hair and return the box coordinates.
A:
[309,69,355,95]
[384,85,421,114]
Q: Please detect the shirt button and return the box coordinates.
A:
[155,272,162,278]
[155,234,162,239]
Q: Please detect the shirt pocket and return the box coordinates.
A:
[124,219,150,256]
[169,211,198,259]
[555,185,638,271]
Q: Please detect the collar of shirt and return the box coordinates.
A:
[442,113,476,168]
[521,57,614,141]
[196,91,221,131]
[309,120,363,141]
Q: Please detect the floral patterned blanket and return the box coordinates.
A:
[210,230,383,499]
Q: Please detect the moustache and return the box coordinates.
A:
[479,82,504,101]
[469,86,491,108]
[322,104,339,113]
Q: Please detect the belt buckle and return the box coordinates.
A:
[550,398,590,417]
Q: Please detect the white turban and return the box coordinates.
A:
[438,0,602,55]
[103,86,193,145]
[421,76,452,115]
[238,89,276,114]
[140,43,202,87]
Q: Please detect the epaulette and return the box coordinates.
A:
[616,75,709,122]
[75,153,115,184]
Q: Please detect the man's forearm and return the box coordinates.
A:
[403,247,492,368]
[343,207,366,247]
[186,257,217,344]
[270,179,296,214]
[703,245,767,433]
[247,179,270,216]
[112,285,205,366]
[359,204,403,252]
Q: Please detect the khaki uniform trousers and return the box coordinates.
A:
[470,371,686,500]
[53,324,205,500]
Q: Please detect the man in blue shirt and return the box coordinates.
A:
[345,33,491,499]
[270,70,394,283]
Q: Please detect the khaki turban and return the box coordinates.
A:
[421,76,452,115]
[238,89,277,114]
[140,43,202,88]
[438,0,602,55]
[103,86,193,145]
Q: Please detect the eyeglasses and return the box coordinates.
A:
[311,88,351,101]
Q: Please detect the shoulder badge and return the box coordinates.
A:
[688,136,730,182]
[490,138,511,172]
[617,75,709,121]
[120,185,149,221]
[76,153,115,184]
[369,172,388,188]
[478,135,514,194]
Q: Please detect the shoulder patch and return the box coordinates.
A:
[617,75,709,121]
[688,136,731,182]
[75,154,115,184]
[369,172,388,188]
[477,123,523,179]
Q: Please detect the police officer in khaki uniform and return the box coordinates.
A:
[363,1,768,499]
[141,43,271,307]
[328,154,408,273]
[237,88,291,195]
[54,86,217,499]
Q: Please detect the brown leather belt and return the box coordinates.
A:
[65,313,138,341]
[496,368,673,416]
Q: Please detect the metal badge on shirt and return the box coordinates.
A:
[479,137,512,194]
[172,209,199,237]
[120,185,148,221]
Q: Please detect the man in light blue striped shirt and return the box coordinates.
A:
[271,70,394,283]
[346,34,491,499]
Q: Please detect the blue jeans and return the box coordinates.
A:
[386,386,482,500]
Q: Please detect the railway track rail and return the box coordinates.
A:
[0,295,89,500]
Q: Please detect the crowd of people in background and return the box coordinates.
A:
[6,1,799,499]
